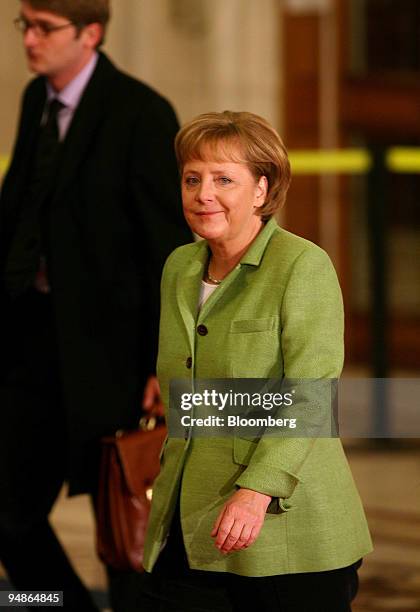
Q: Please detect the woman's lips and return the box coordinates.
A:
[196,211,223,216]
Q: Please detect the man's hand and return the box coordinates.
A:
[211,488,271,554]
[142,375,164,416]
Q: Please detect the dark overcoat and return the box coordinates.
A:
[0,53,191,494]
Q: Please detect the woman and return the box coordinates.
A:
[141,111,372,611]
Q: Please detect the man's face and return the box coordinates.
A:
[20,1,91,80]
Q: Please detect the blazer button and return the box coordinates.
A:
[197,324,208,336]
[186,357,192,369]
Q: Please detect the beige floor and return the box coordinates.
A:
[2,444,419,611]
[347,445,420,611]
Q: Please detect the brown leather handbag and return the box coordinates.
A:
[95,416,167,572]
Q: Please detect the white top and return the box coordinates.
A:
[198,280,219,309]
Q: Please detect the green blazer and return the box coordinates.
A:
[143,218,372,577]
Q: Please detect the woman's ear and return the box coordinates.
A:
[254,175,268,208]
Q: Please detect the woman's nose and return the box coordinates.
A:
[195,179,214,203]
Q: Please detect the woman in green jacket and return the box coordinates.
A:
[140,111,372,611]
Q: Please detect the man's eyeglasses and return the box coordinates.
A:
[14,16,77,38]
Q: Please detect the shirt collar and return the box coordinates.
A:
[46,51,99,109]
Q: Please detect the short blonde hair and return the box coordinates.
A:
[175,111,291,220]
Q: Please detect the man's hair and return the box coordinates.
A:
[24,0,110,45]
[175,111,291,221]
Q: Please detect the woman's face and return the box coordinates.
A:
[181,150,267,248]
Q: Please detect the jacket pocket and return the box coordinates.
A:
[230,316,279,334]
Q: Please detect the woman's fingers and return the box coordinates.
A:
[231,523,253,551]
[210,508,223,537]
[213,511,236,550]
[248,524,260,547]
[218,517,245,553]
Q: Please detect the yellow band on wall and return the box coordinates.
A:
[289,149,372,174]
[386,147,420,173]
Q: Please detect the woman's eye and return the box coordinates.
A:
[217,176,232,185]
[185,176,199,186]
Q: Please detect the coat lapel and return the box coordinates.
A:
[199,220,279,322]
[0,79,45,225]
[198,263,242,322]
[175,220,279,350]
[12,78,45,179]
[52,53,116,203]
[176,241,208,351]
[22,83,46,158]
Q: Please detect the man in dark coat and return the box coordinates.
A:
[0,1,190,609]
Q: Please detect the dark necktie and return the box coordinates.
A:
[3,98,65,298]
[32,98,64,195]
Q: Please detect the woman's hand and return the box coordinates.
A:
[211,488,271,554]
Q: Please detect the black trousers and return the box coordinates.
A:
[0,290,98,611]
[0,289,150,611]
[137,504,361,612]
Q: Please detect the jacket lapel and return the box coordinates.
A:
[176,241,208,351]
[198,264,241,322]
[0,80,45,226]
[199,219,279,321]
[175,220,279,350]
[52,53,116,203]
[22,83,46,159]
